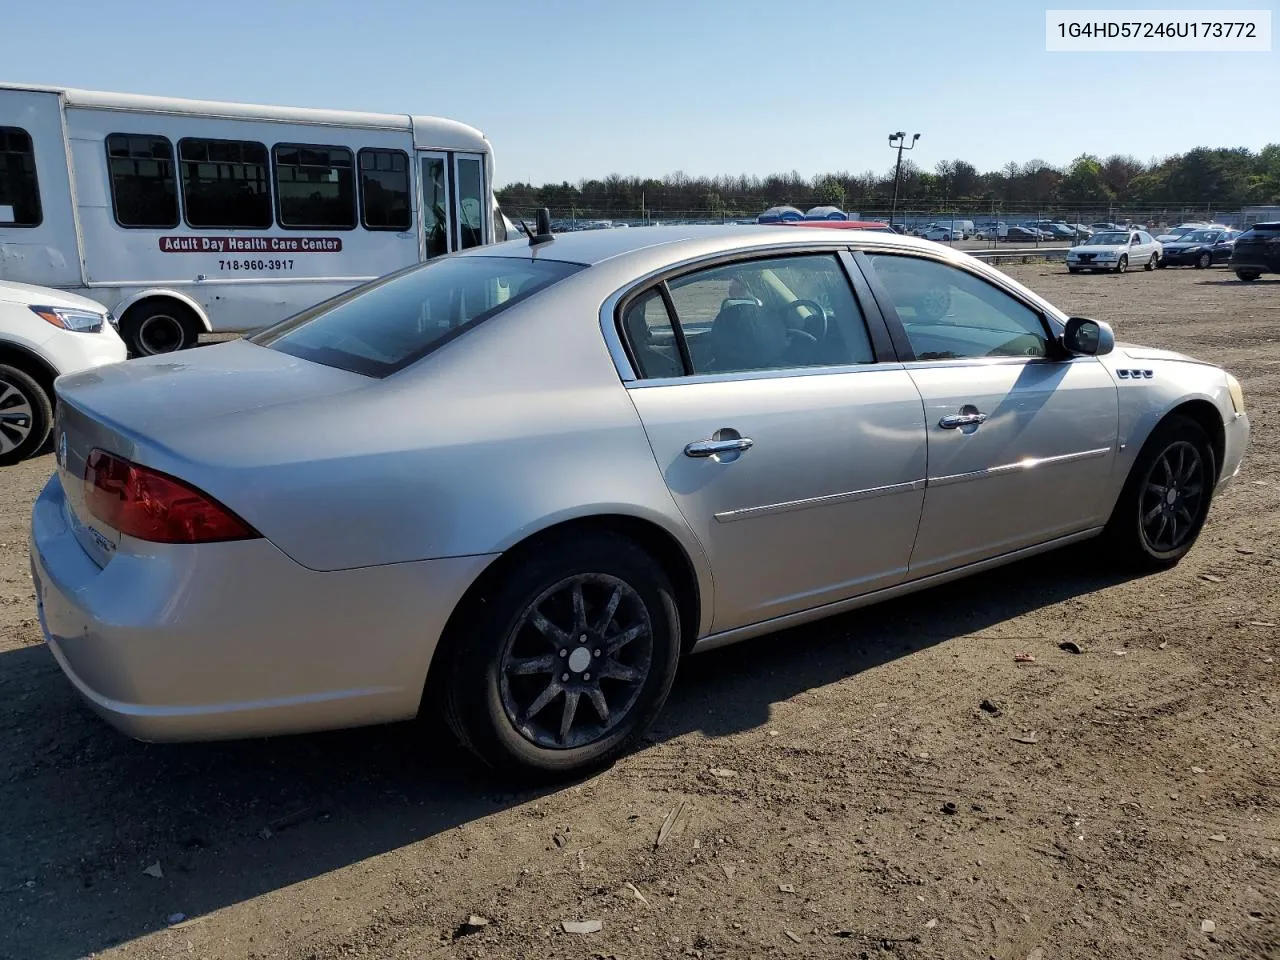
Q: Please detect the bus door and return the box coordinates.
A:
[417,150,490,262]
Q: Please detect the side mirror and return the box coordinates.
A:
[1062,317,1114,357]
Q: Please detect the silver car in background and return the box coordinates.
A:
[30,225,1250,779]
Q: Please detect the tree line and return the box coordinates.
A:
[497,145,1280,219]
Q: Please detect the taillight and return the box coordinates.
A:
[83,449,260,544]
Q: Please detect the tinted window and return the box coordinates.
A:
[179,138,272,228]
[621,290,684,378]
[665,254,874,375]
[421,155,449,258]
[456,157,485,249]
[1239,223,1280,239]
[274,143,355,229]
[358,148,411,230]
[865,254,1049,360]
[0,126,41,227]
[254,256,583,377]
[106,134,179,228]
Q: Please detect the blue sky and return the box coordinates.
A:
[3,0,1276,185]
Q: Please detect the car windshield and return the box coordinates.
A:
[1179,230,1220,243]
[253,255,584,377]
[1084,233,1128,245]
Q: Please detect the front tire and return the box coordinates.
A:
[1068,267,1081,274]
[120,300,202,357]
[1102,415,1216,570]
[1115,255,1128,274]
[0,364,53,466]
[1195,252,1212,269]
[438,531,681,780]
[1236,270,1261,282]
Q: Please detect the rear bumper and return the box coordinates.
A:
[29,472,495,742]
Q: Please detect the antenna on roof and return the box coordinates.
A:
[529,207,555,246]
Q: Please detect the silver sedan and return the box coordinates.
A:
[30,225,1251,779]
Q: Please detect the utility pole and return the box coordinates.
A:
[888,131,920,231]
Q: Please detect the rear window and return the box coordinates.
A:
[253,255,584,377]
[1239,223,1280,239]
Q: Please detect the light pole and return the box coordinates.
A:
[888,131,920,231]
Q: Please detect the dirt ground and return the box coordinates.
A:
[0,264,1276,960]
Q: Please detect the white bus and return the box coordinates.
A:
[0,83,511,355]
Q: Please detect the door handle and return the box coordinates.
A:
[938,412,987,429]
[684,437,754,458]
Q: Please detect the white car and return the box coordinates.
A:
[1065,230,1163,274]
[0,281,127,465]
[919,225,959,241]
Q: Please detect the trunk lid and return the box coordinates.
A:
[53,338,371,566]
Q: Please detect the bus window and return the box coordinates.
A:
[179,138,272,229]
[421,155,449,259]
[0,126,42,227]
[273,144,356,230]
[106,134,179,229]
[457,156,484,249]
[358,148,411,231]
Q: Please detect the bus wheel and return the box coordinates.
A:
[121,301,201,357]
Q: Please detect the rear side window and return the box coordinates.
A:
[274,143,356,229]
[254,256,584,377]
[358,148,411,231]
[0,126,41,227]
[179,138,272,228]
[106,134,179,228]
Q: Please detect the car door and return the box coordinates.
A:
[853,250,1119,579]
[617,251,928,634]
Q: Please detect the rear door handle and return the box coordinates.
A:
[938,412,987,429]
[684,437,754,458]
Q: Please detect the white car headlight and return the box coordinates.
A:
[29,304,107,334]
[1226,373,1245,414]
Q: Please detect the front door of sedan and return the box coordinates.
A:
[855,252,1119,579]
[618,253,928,634]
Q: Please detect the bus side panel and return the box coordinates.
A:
[0,89,82,287]
[64,108,420,332]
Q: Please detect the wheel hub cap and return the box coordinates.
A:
[567,646,592,673]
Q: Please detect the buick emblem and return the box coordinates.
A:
[57,432,68,471]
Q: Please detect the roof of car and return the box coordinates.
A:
[469,224,939,266]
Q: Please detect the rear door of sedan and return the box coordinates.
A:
[614,250,928,634]
[852,250,1119,578]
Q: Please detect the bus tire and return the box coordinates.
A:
[120,300,202,357]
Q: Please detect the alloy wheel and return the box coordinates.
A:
[499,573,653,750]
[0,378,35,456]
[1139,440,1206,553]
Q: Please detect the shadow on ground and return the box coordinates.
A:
[0,544,1138,958]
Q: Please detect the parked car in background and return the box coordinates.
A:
[919,224,960,241]
[1,281,127,464]
[1157,228,1240,269]
[1155,222,1214,243]
[974,222,1007,240]
[1066,230,1162,273]
[1089,222,1121,232]
[1229,221,1280,280]
[29,223,1249,779]
[1004,225,1046,242]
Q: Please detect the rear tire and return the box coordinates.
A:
[120,300,202,357]
[436,531,681,781]
[1068,267,1081,274]
[1101,415,1215,571]
[1235,271,1261,282]
[0,364,53,466]
[1145,254,1157,271]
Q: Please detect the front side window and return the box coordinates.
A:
[358,148,411,230]
[254,256,583,377]
[179,138,272,229]
[274,143,356,229]
[106,134,179,228]
[663,254,875,375]
[0,126,41,227]
[864,254,1050,360]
